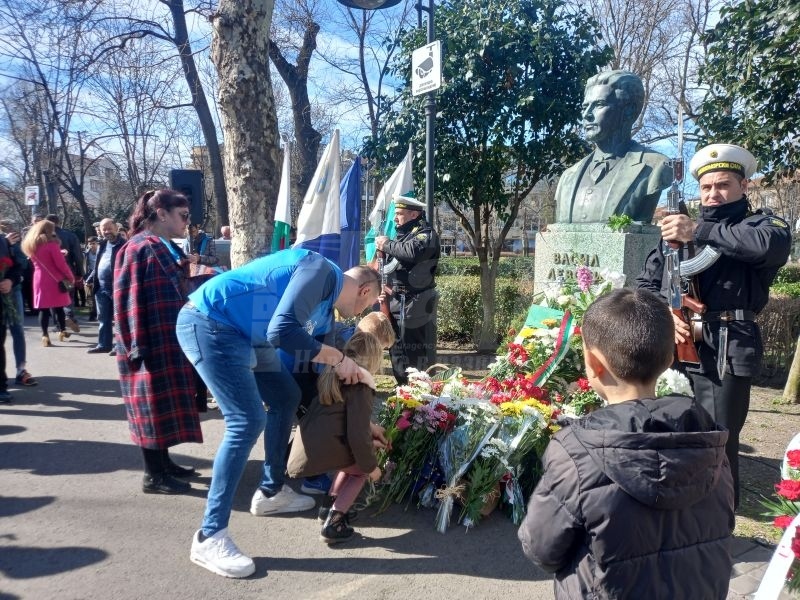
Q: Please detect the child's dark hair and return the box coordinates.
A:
[318,331,383,405]
[582,288,674,383]
[129,188,189,234]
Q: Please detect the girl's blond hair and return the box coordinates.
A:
[318,331,383,405]
[21,220,57,257]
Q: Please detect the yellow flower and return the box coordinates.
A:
[541,318,559,328]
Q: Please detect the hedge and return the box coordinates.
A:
[437,275,533,344]
[436,262,800,377]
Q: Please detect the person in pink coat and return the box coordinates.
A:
[21,219,75,346]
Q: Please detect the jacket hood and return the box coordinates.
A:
[571,395,729,510]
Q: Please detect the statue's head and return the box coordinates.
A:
[582,70,644,144]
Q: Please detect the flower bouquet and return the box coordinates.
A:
[371,368,463,511]
[460,399,556,527]
[434,400,500,533]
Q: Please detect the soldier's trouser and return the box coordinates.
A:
[390,289,438,384]
[690,372,751,510]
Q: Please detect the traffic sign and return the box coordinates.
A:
[24,186,39,206]
[412,40,442,97]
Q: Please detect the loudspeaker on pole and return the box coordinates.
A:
[169,169,204,225]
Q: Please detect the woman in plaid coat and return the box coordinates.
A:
[115,189,201,495]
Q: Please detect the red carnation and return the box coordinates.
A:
[774,515,795,529]
[787,449,800,469]
[577,378,591,392]
[776,479,800,501]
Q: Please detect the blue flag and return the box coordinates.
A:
[338,157,361,271]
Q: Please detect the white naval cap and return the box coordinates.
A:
[392,191,426,210]
[689,143,757,180]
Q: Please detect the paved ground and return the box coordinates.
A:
[0,315,788,599]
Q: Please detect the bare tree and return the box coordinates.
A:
[0,0,110,237]
[91,0,229,227]
[269,0,323,201]
[583,0,721,146]
[212,0,280,266]
[88,33,188,211]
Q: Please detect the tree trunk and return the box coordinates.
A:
[212,0,279,267]
[269,21,322,201]
[783,335,800,404]
[476,251,501,353]
[166,0,229,228]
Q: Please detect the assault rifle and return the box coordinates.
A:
[663,141,702,365]
[374,211,400,342]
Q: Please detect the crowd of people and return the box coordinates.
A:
[0,139,790,597]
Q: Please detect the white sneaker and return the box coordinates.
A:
[250,486,315,516]
[190,529,255,578]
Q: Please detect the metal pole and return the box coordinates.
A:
[422,0,435,220]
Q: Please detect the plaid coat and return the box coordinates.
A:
[114,231,202,449]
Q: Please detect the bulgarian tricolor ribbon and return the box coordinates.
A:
[530,311,576,387]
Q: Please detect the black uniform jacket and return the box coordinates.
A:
[383,215,440,294]
[636,198,791,378]
[518,395,734,600]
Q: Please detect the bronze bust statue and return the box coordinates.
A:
[554,70,672,224]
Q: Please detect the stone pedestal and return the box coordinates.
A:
[533,223,661,295]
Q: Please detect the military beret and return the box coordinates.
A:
[393,191,425,211]
[689,144,757,180]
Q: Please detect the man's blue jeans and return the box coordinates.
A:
[7,287,25,370]
[176,306,300,536]
[95,288,114,350]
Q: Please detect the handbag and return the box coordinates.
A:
[37,257,74,294]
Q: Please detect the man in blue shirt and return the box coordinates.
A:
[177,249,381,578]
[86,219,125,354]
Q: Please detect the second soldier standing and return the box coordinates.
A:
[375,192,440,385]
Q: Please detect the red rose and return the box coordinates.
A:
[792,528,800,559]
[787,449,800,469]
[776,479,800,501]
[774,514,794,529]
[577,378,591,392]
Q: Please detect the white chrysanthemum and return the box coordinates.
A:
[656,368,693,397]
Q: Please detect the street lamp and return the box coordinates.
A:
[337,0,437,219]
[337,0,403,7]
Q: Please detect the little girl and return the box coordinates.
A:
[287,331,383,544]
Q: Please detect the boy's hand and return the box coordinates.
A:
[368,467,382,482]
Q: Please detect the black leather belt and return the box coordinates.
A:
[703,309,756,322]
[392,286,434,295]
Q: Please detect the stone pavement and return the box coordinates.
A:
[0,314,789,600]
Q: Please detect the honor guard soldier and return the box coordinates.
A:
[375,192,441,384]
[636,143,791,508]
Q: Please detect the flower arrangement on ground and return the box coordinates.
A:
[761,443,800,596]
[369,267,696,532]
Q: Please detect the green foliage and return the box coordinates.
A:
[606,214,633,232]
[773,264,800,285]
[437,256,535,280]
[698,1,800,181]
[437,275,531,345]
[770,283,800,298]
[368,0,611,231]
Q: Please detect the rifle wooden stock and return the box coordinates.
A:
[673,307,701,365]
